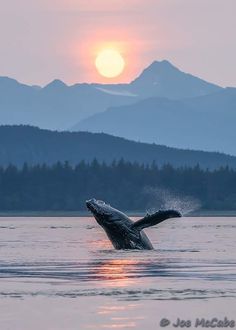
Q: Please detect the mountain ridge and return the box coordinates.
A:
[0,125,236,170]
[73,88,236,155]
[0,60,224,131]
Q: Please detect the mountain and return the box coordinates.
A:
[0,61,222,130]
[95,60,221,99]
[73,88,236,156]
[131,60,222,98]
[0,125,236,169]
[0,77,136,130]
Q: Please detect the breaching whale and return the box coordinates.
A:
[86,199,181,250]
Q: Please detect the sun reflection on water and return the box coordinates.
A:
[94,259,141,287]
[94,303,144,329]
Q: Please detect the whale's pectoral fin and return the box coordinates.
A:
[131,210,181,231]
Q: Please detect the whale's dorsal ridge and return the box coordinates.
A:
[131,209,182,232]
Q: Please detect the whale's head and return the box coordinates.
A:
[86,199,112,221]
[86,199,128,228]
[86,198,139,249]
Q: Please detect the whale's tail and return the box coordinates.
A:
[132,209,181,231]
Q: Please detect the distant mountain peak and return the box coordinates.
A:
[0,76,33,92]
[148,60,178,70]
[129,59,222,99]
[132,60,181,85]
[44,79,67,89]
[0,76,23,87]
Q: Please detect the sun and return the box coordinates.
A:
[95,49,125,78]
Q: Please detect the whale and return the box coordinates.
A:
[86,199,181,250]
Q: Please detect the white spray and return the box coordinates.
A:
[143,187,201,216]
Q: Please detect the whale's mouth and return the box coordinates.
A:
[86,199,108,216]
[86,199,97,214]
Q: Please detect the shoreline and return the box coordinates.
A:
[0,210,235,217]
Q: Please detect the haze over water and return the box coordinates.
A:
[0,216,235,329]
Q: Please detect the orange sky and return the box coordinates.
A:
[0,0,235,86]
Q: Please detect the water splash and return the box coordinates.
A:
[143,187,201,216]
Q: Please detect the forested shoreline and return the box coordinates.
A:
[0,160,235,211]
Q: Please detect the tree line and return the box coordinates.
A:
[0,160,235,211]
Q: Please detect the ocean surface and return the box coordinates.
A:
[0,216,235,330]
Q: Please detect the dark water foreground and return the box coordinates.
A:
[0,217,235,329]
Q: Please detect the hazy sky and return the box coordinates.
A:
[0,0,235,86]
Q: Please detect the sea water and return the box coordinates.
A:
[0,216,235,329]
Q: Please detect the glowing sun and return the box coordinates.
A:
[95,49,125,78]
